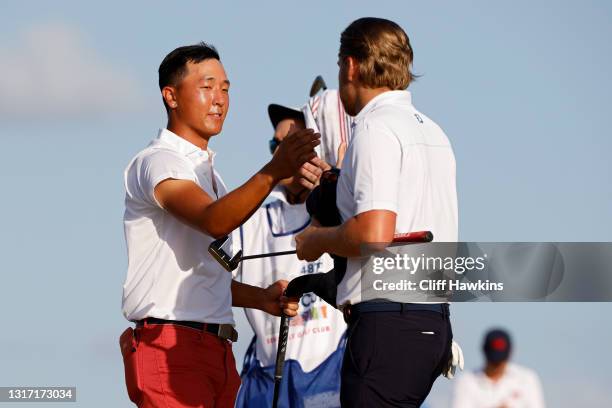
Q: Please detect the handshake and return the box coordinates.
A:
[232,128,349,320]
[265,127,347,204]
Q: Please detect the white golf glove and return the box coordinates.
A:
[443,340,465,379]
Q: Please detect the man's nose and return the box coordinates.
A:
[212,89,226,106]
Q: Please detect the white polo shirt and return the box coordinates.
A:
[452,363,546,408]
[122,128,234,324]
[336,90,458,306]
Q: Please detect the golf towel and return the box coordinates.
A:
[302,89,354,167]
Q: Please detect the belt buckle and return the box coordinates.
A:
[217,324,238,342]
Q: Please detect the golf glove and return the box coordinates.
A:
[443,340,465,379]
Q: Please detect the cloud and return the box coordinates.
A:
[0,22,145,119]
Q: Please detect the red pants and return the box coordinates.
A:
[120,323,241,408]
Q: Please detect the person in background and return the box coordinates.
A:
[235,97,350,408]
[452,329,546,408]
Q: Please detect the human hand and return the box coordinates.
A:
[267,128,320,181]
[262,280,300,317]
[297,156,331,191]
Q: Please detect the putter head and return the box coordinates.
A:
[208,236,242,272]
[309,75,327,97]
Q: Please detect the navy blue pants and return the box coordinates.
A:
[340,308,452,407]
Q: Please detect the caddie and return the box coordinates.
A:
[235,96,351,408]
[119,42,317,408]
[296,18,459,407]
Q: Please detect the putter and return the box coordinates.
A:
[271,275,311,408]
[209,231,434,272]
[208,236,297,272]
[208,236,243,272]
[272,313,289,408]
[309,75,327,97]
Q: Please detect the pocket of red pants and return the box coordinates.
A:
[154,325,209,373]
[120,327,143,405]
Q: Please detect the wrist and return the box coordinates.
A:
[261,161,283,184]
[319,225,344,255]
[314,227,334,253]
[310,225,327,253]
[257,286,269,312]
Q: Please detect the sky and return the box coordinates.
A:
[0,1,611,407]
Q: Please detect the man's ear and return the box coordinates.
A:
[162,86,178,109]
[346,56,359,83]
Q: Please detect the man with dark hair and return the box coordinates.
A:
[452,329,545,408]
[120,42,320,408]
[158,43,222,112]
[296,18,459,407]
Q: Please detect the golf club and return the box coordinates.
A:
[309,75,327,97]
[208,236,296,272]
[209,231,434,272]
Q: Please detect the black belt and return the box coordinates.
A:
[343,302,450,324]
[136,317,238,342]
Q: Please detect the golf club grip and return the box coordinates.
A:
[274,314,289,379]
[272,314,289,408]
[272,379,281,408]
[393,231,433,243]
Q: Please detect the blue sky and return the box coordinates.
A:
[0,1,611,407]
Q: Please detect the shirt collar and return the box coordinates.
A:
[153,128,216,161]
[353,90,412,122]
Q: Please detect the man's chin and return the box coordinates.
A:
[200,124,223,138]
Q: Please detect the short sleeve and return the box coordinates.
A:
[138,150,197,208]
[349,123,402,215]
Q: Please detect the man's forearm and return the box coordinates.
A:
[312,211,396,257]
[231,280,265,310]
[313,221,364,258]
[155,129,320,239]
[201,163,279,238]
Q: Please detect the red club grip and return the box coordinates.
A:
[392,231,434,243]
